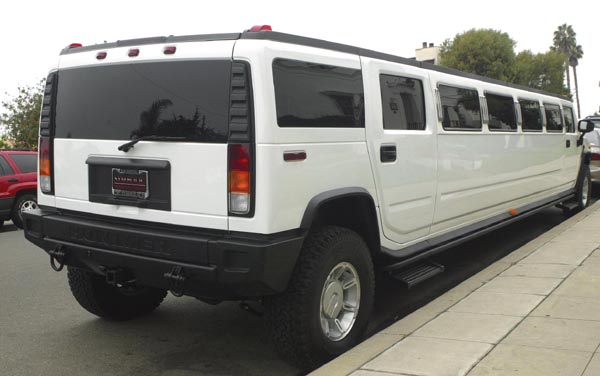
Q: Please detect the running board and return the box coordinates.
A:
[390,262,445,289]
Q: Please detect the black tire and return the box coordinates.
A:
[11,193,37,229]
[265,226,375,369]
[576,164,592,211]
[67,267,167,321]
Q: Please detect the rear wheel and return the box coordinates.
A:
[11,193,38,229]
[67,267,167,321]
[265,226,375,368]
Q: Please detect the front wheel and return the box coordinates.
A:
[576,165,592,211]
[265,226,375,368]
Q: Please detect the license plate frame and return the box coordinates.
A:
[111,168,149,199]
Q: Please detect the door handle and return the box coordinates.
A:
[566,140,571,148]
[8,178,19,183]
[380,144,397,162]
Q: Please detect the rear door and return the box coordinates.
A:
[362,57,437,245]
[51,41,235,229]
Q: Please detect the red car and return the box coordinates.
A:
[0,150,38,229]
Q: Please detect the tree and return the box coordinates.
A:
[513,50,567,95]
[0,79,44,149]
[552,24,584,115]
[569,43,584,115]
[439,29,516,82]
[552,24,576,92]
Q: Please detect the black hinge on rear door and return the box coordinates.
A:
[228,62,254,143]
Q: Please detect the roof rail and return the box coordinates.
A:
[0,148,37,151]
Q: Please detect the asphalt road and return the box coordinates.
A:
[0,196,596,376]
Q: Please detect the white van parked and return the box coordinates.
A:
[24,25,594,367]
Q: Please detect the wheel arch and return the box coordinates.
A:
[300,187,381,261]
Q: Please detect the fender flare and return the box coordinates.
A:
[300,187,378,230]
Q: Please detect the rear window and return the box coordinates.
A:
[9,154,37,173]
[55,60,231,142]
[273,59,364,128]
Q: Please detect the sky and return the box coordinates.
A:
[1,0,598,118]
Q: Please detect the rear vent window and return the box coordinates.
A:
[55,61,231,143]
[228,62,253,143]
[40,72,57,137]
[273,59,364,128]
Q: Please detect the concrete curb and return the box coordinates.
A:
[309,201,600,376]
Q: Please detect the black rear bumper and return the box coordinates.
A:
[23,208,305,300]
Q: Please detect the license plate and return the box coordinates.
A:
[112,168,149,199]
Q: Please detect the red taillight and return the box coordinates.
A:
[163,46,176,55]
[229,144,251,214]
[249,25,272,32]
[592,153,600,161]
[128,48,140,57]
[39,136,53,194]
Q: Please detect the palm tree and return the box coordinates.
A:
[569,44,584,116]
[552,24,575,93]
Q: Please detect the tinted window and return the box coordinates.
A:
[544,103,563,132]
[486,93,516,131]
[380,75,426,130]
[56,61,231,142]
[273,59,364,128]
[519,99,543,132]
[563,107,575,133]
[9,154,37,173]
[0,156,13,176]
[439,85,481,130]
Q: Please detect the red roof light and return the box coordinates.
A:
[249,25,272,32]
[68,43,83,48]
[163,46,176,55]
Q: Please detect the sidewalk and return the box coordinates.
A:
[310,202,600,376]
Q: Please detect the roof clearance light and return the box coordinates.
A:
[68,43,83,48]
[249,25,272,32]
[128,48,140,57]
[96,52,107,60]
[163,46,176,55]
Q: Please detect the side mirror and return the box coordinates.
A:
[579,120,595,133]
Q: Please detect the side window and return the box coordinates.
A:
[486,93,516,131]
[273,59,364,128]
[380,74,426,130]
[519,99,543,132]
[438,85,481,130]
[563,107,575,133]
[0,156,14,176]
[9,154,37,173]
[544,103,563,132]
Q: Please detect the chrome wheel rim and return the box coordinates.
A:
[582,175,590,207]
[19,199,38,219]
[319,262,360,342]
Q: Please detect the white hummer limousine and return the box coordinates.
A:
[24,25,594,367]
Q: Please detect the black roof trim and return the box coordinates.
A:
[241,31,570,101]
[58,29,569,101]
[59,33,241,55]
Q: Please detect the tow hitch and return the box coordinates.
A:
[48,245,67,272]
[164,265,187,297]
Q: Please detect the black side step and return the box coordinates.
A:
[390,262,445,289]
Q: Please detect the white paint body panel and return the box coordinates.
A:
[42,36,582,250]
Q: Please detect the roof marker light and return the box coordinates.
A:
[68,43,83,48]
[96,51,107,60]
[163,46,176,55]
[128,48,140,57]
[249,25,272,32]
